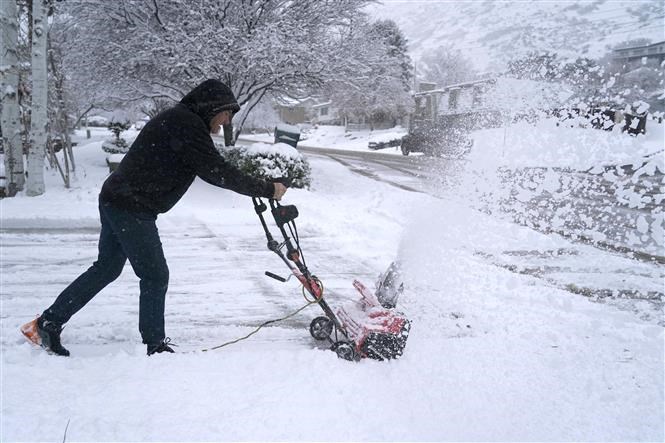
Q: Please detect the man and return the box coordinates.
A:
[21,79,287,356]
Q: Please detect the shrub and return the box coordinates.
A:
[101,138,130,154]
[108,120,131,141]
[216,142,311,189]
[102,120,132,154]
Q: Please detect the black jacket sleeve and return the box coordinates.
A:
[174,119,275,199]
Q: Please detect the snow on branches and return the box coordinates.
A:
[53,0,378,115]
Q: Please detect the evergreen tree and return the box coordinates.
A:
[370,19,413,90]
[328,18,415,128]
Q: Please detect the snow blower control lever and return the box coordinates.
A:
[252,194,411,361]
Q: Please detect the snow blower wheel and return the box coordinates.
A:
[331,341,356,361]
[309,316,333,341]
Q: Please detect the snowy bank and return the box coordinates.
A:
[469,118,664,171]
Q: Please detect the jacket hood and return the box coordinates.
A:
[180,79,241,126]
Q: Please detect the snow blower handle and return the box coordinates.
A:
[251,197,300,263]
[271,203,298,227]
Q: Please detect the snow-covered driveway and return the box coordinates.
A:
[1,142,663,441]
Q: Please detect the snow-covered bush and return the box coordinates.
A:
[102,121,132,154]
[216,142,311,189]
[101,138,130,154]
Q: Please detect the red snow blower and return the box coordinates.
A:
[253,196,410,361]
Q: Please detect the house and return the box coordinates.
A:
[414,78,495,121]
[274,94,404,130]
[275,96,313,125]
[402,77,573,156]
[413,77,573,123]
[275,97,340,125]
[311,101,339,125]
[402,79,500,156]
[612,41,665,68]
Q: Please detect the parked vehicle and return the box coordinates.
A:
[401,77,573,157]
[401,78,500,157]
[401,114,476,157]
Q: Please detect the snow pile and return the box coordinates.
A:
[455,119,664,256]
[481,78,574,114]
[468,118,664,171]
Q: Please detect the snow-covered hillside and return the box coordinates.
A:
[367,0,664,70]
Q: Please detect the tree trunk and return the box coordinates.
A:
[223,123,234,147]
[233,88,268,144]
[26,0,48,196]
[48,38,75,182]
[1,0,25,196]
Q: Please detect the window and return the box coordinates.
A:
[319,107,328,116]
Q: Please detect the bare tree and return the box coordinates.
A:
[26,0,49,196]
[54,0,374,139]
[47,38,75,187]
[1,0,25,196]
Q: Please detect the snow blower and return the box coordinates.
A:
[252,197,410,361]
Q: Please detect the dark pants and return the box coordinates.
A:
[44,199,169,345]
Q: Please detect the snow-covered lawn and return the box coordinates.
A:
[241,124,409,155]
[1,126,663,441]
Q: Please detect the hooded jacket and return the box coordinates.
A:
[100,80,274,215]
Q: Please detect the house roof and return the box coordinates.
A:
[311,101,332,109]
[414,77,496,97]
[612,40,665,56]
[275,96,329,108]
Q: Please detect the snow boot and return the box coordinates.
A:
[147,338,175,356]
[20,316,70,356]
